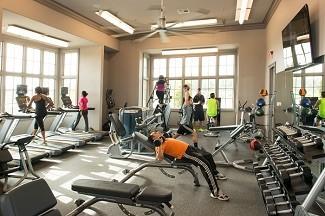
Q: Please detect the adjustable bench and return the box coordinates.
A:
[68,179,174,216]
[0,178,174,216]
[107,113,200,186]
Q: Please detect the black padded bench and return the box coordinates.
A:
[0,178,174,216]
[70,179,174,216]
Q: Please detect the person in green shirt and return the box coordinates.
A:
[314,91,325,126]
[206,93,219,126]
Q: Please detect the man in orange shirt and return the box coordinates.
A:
[148,131,229,201]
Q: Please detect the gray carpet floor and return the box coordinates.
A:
[3,131,268,216]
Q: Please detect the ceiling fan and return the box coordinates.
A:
[133,0,222,43]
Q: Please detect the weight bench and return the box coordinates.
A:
[107,114,200,186]
[211,124,254,172]
[0,178,174,216]
[69,179,174,216]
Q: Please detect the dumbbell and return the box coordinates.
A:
[280,166,313,188]
[267,204,293,216]
[273,160,304,170]
[260,182,280,191]
[257,175,277,185]
[296,137,323,150]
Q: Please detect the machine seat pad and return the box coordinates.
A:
[72,179,140,199]
[136,186,172,203]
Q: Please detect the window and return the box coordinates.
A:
[185,79,199,98]
[169,80,183,109]
[62,51,79,105]
[185,57,199,77]
[201,79,216,102]
[284,47,293,69]
[153,58,166,78]
[63,52,78,76]
[294,43,312,66]
[26,77,40,97]
[202,56,216,76]
[292,64,323,104]
[169,58,182,77]
[149,52,237,110]
[5,76,22,114]
[43,78,55,100]
[64,79,77,105]
[219,55,235,76]
[43,51,56,76]
[26,47,41,74]
[305,76,322,97]
[142,55,149,106]
[218,79,234,109]
[293,76,302,104]
[6,43,23,73]
[0,41,60,113]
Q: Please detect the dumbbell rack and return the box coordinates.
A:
[256,124,325,216]
[254,139,313,216]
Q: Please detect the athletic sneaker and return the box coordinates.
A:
[210,192,230,201]
[215,173,227,180]
[198,128,205,132]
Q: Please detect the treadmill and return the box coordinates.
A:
[0,113,49,163]
[15,85,86,148]
[55,107,105,141]
[59,86,108,140]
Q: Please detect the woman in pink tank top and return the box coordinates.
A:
[72,90,89,132]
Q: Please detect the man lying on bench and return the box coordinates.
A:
[148,131,230,201]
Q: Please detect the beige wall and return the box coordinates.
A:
[0,0,119,50]
[106,30,266,125]
[78,46,104,130]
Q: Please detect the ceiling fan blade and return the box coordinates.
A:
[167,30,187,37]
[159,31,169,43]
[171,28,219,34]
[135,31,158,42]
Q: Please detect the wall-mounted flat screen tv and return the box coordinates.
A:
[282,4,314,70]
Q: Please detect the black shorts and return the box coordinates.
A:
[194,108,205,122]
[177,124,194,135]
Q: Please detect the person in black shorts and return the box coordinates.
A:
[173,85,198,147]
[27,87,53,143]
[193,88,205,131]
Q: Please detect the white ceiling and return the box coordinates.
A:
[44,0,275,34]
[2,10,95,48]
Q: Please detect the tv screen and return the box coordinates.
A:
[282,4,314,70]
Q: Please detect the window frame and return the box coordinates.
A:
[149,50,237,111]
[0,40,59,113]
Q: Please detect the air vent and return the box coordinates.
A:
[177,9,190,14]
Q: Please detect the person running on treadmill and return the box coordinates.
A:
[155,75,167,105]
[173,84,199,148]
[314,91,325,126]
[72,91,89,132]
[148,131,229,201]
[28,87,54,144]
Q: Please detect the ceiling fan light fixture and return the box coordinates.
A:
[151,18,218,30]
[96,10,135,34]
[162,47,218,55]
[6,25,69,47]
[235,0,254,25]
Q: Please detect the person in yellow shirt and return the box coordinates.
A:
[314,91,325,126]
[148,131,229,201]
[206,93,219,127]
